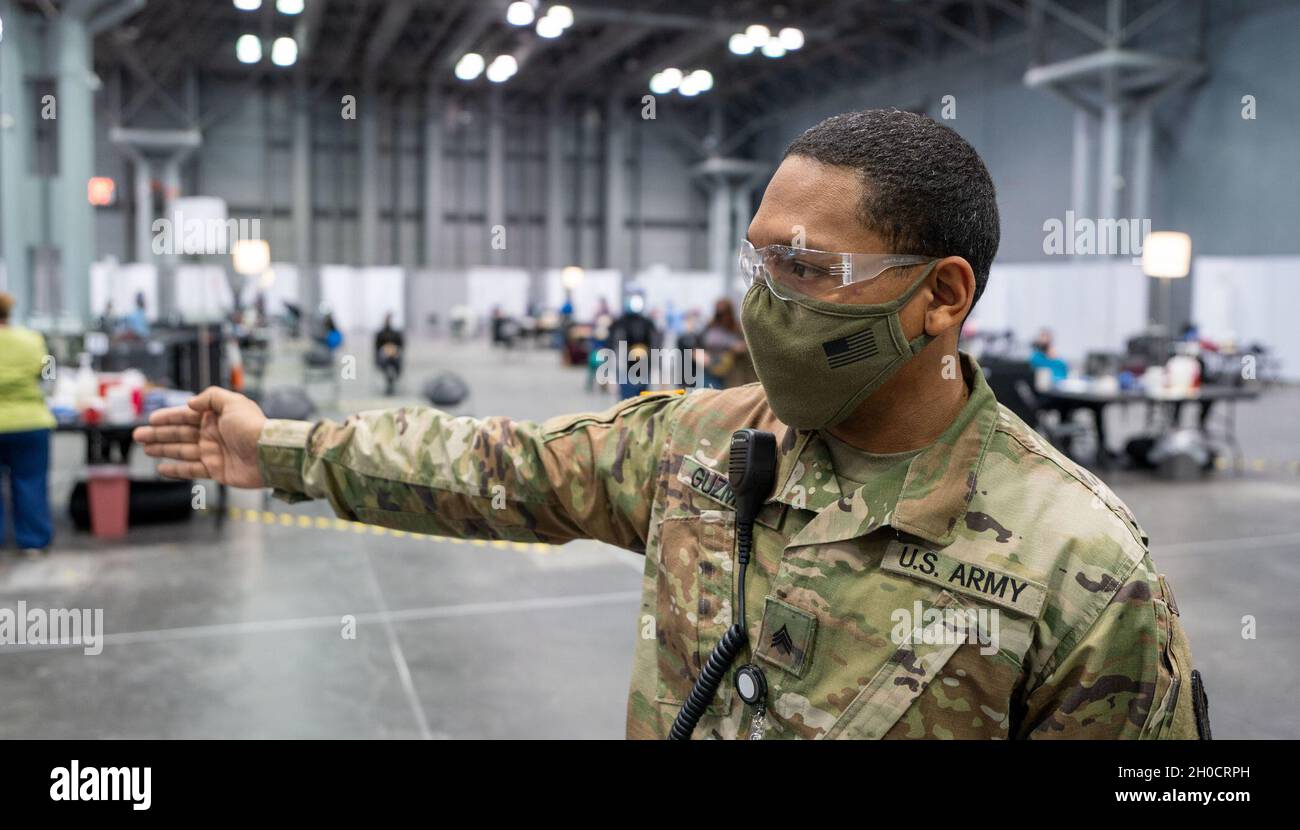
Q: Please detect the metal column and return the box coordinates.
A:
[292,77,315,311]
[485,88,505,264]
[422,86,443,268]
[707,177,732,283]
[544,95,566,268]
[0,0,33,317]
[159,157,181,316]
[358,78,379,265]
[131,157,153,264]
[1070,109,1092,227]
[602,94,626,275]
[54,10,96,324]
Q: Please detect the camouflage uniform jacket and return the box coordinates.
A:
[256,353,1204,739]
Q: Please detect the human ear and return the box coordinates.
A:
[923,257,976,337]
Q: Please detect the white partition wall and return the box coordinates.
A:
[407,269,469,337]
[1193,256,1300,381]
[466,267,530,318]
[968,261,1148,362]
[239,262,300,316]
[543,268,621,319]
[320,265,406,332]
[90,261,159,318]
[362,267,406,329]
[174,264,236,322]
[637,267,729,320]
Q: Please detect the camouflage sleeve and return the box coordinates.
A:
[255,392,685,551]
[1019,554,1204,739]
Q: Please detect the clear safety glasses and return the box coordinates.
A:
[738,238,932,302]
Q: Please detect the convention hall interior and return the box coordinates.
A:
[0,0,1296,739]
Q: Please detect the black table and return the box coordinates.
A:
[1036,385,1260,469]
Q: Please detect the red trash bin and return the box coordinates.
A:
[86,465,131,539]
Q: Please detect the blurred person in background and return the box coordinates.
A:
[675,308,705,389]
[121,291,151,339]
[0,292,55,555]
[1029,327,1068,381]
[374,313,405,396]
[607,291,660,399]
[317,311,343,353]
[701,298,754,389]
[584,297,615,393]
[96,300,117,333]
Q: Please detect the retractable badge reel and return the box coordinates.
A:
[734,663,766,706]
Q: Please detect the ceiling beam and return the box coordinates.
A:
[549,25,654,92]
[439,3,501,72]
[88,0,146,35]
[364,0,417,73]
[295,0,328,61]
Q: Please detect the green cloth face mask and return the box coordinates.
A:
[740,261,939,429]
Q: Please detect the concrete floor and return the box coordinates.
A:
[0,337,1297,738]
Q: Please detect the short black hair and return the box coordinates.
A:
[784,108,1000,309]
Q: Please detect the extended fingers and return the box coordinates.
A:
[157,461,209,480]
[141,442,201,461]
[133,424,200,444]
[145,406,202,427]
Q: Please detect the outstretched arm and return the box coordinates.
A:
[136,387,683,551]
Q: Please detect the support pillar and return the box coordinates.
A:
[358,78,379,265]
[0,0,33,318]
[54,10,96,325]
[292,77,315,311]
[545,95,566,268]
[602,94,626,275]
[422,86,443,268]
[485,88,505,264]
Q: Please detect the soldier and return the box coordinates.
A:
[134,109,1208,740]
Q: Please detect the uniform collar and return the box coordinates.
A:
[772,352,999,549]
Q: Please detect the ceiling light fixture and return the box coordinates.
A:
[728,33,754,55]
[506,2,535,26]
[454,52,485,80]
[271,36,298,66]
[486,54,518,83]
[778,27,804,50]
[235,34,262,64]
[648,67,713,97]
[548,5,574,29]
[536,15,562,38]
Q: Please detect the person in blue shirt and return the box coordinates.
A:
[121,292,150,339]
[1029,327,1069,381]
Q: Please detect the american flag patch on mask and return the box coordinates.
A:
[821,327,879,368]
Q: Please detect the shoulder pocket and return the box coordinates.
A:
[824,590,970,740]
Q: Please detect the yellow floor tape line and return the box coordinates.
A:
[217,506,556,554]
